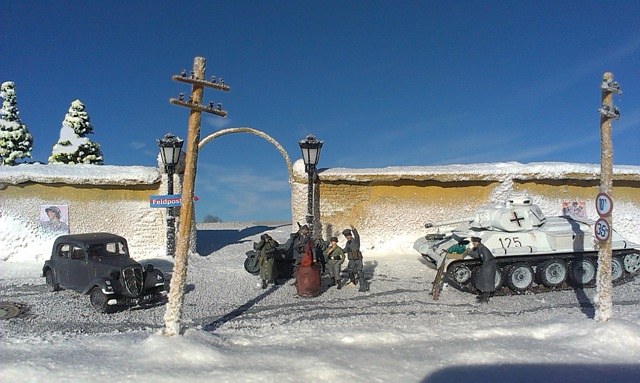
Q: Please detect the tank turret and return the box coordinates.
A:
[425,193,546,233]
[414,193,640,297]
[471,193,546,232]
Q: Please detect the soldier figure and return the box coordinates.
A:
[468,236,496,303]
[313,234,328,274]
[342,225,367,292]
[256,233,280,289]
[323,236,345,289]
[293,224,311,266]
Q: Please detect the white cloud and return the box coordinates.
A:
[204,115,232,129]
[129,141,146,150]
[516,35,640,104]
[194,162,291,220]
[614,106,640,133]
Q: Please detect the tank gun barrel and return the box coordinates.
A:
[424,217,475,229]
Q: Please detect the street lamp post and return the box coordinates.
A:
[296,134,323,298]
[158,133,184,258]
[298,134,323,234]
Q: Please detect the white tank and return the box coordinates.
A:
[414,193,640,294]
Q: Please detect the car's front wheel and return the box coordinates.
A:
[89,287,112,313]
[45,269,59,292]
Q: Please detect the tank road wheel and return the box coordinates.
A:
[45,269,59,292]
[536,259,567,288]
[493,268,503,290]
[244,256,260,275]
[622,252,640,273]
[506,263,534,293]
[569,258,596,286]
[470,267,503,292]
[448,263,473,284]
[89,287,112,314]
[611,256,624,282]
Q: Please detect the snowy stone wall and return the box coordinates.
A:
[0,164,167,262]
[291,160,640,257]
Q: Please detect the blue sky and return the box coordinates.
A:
[3,1,639,222]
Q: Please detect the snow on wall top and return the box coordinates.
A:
[5,161,638,187]
[303,161,640,182]
[0,163,160,186]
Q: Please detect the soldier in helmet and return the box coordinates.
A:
[468,236,496,303]
[293,224,311,266]
[323,236,345,289]
[343,225,367,292]
[256,233,279,289]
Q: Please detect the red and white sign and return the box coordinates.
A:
[595,192,613,217]
[594,217,611,242]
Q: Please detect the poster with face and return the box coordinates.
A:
[561,201,586,218]
[40,205,70,235]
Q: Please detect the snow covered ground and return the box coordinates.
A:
[1,222,639,383]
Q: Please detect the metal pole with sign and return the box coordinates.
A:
[158,133,184,258]
[594,72,621,322]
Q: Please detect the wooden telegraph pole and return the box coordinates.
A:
[163,57,230,336]
[594,72,621,323]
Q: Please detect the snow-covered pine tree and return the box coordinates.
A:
[48,99,104,164]
[0,81,34,165]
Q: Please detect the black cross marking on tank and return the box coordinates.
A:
[510,212,525,227]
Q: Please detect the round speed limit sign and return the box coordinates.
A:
[595,192,613,216]
[594,217,611,242]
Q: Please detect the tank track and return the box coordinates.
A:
[443,249,640,296]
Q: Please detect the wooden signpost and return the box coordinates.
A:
[163,57,230,336]
[594,72,621,323]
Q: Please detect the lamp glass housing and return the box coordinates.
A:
[158,134,184,168]
[298,134,323,168]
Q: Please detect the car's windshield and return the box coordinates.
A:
[89,241,128,257]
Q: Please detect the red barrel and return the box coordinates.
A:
[295,264,321,297]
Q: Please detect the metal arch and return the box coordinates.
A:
[199,127,293,181]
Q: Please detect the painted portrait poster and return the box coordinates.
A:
[561,201,586,218]
[40,205,70,236]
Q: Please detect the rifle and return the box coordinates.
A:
[431,253,448,301]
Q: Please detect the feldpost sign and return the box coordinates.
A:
[149,194,199,208]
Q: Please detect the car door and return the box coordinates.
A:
[65,245,90,291]
[54,243,74,288]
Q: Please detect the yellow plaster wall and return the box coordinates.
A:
[1,182,166,260]
[513,180,639,203]
[291,168,640,256]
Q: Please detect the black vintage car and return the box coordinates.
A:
[42,233,166,313]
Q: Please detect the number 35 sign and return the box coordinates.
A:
[594,218,611,242]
